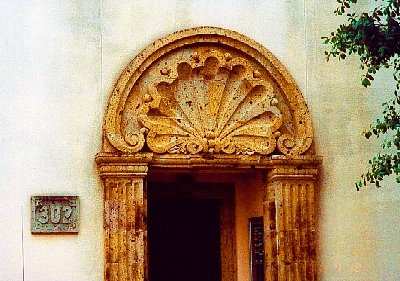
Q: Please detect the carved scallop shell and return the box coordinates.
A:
[138,50,283,155]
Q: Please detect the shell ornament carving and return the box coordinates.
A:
[138,50,283,155]
[103,28,314,156]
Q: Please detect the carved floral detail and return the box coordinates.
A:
[138,50,283,155]
[103,27,313,156]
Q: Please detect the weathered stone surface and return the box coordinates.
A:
[103,171,148,281]
[265,168,318,281]
[96,27,320,281]
[102,26,313,157]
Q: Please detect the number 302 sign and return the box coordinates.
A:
[31,196,79,233]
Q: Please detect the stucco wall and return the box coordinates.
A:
[1,1,399,280]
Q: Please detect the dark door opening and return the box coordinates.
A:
[148,197,221,281]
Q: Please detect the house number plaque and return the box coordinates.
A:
[31,196,79,233]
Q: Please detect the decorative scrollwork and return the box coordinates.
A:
[103,27,313,156]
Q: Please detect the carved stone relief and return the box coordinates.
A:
[96,27,321,281]
[103,27,313,157]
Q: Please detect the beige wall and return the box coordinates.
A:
[235,172,264,281]
[1,1,399,280]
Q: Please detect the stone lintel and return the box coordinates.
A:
[96,152,321,171]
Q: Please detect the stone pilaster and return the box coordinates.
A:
[264,167,318,281]
[99,164,148,281]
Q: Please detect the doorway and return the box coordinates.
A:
[147,179,236,281]
[148,198,221,281]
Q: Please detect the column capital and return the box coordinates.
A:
[268,166,318,182]
[98,163,148,178]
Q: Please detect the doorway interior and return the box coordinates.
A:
[147,177,236,281]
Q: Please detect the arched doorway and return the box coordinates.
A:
[96,27,321,281]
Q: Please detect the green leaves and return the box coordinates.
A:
[324,0,400,189]
[356,149,400,190]
[335,0,358,15]
[358,87,400,189]
[362,78,371,87]
[323,0,400,83]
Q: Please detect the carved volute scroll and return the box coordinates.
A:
[97,27,321,281]
[102,27,313,157]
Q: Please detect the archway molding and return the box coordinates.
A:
[96,27,321,281]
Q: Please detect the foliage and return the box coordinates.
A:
[322,0,400,189]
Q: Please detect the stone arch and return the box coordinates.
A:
[102,26,313,157]
[96,27,321,281]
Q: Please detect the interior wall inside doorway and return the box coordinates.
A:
[148,171,264,281]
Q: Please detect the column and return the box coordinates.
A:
[264,167,318,281]
[100,164,148,281]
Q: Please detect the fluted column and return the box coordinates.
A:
[100,164,148,281]
[264,167,318,281]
